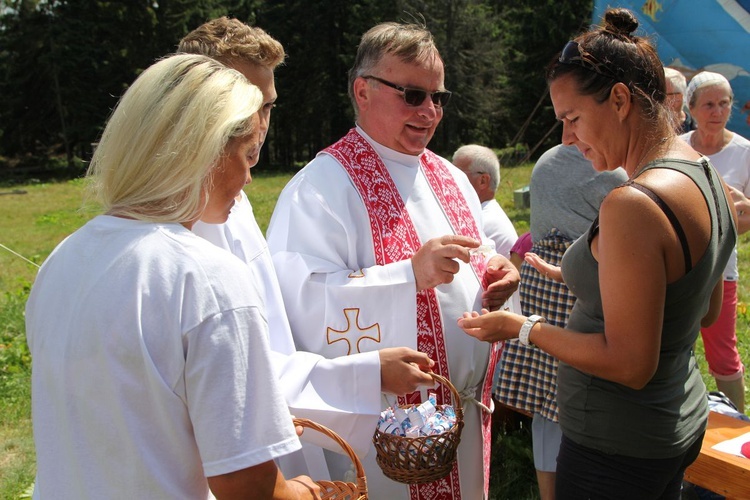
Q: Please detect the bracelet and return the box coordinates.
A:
[518,315,546,347]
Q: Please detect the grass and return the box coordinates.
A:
[1,163,749,499]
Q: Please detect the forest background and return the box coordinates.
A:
[1,0,593,498]
[0,0,593,180]
[3,1,750,499]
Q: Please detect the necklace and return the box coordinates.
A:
[631,136,669,177]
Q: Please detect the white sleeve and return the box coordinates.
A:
[270,349,381,456]
[185,306,300,477]
[482,202,518,258]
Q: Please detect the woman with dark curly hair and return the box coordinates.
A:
[460,8,737,498]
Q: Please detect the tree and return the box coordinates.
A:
[400,0,508,157]
[0,0,595,174]
[0,0,262,172]
[493,0,594,158]
[258,0,400,168]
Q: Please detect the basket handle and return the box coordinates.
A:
[428,372,464,419]
[292,418,367,494]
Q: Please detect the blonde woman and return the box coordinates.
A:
[25,54,319,499]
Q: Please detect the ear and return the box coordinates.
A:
[353,77,370,112]
[478,172,491,189]
[610,82,632,121]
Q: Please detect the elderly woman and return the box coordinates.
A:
[459,8,737,499]
[25,54,319,499]
[681,71,750,413]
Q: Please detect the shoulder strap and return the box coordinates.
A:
[624,180,692,274]
[698,157,724,239]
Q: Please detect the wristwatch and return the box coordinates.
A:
[518,315,546,347]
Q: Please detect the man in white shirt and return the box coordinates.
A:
[267,21,520,499]
[179,17,436,480]
[453,144,518,258]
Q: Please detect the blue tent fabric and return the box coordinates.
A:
[593,0,750,139]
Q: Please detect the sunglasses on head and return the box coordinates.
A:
[558,41,619,81]
[362,75,451,107]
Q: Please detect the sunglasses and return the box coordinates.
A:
[362,75,451,107]
[558,41,619,81]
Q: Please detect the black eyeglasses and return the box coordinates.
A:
[558,41,619,81]
[362,75,451,107]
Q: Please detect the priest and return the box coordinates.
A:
[267,21,520,500]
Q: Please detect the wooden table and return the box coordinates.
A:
[684,411,750,499]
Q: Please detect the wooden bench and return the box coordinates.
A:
[684,411,750,500]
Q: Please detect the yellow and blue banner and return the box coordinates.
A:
[593,0,750,138]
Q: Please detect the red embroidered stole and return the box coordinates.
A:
[324,129,497,499]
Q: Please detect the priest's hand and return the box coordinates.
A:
[379,347,435,395]
[411,235,479,292]
[481,254,520,310]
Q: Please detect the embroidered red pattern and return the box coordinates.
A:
[324,129,497,499]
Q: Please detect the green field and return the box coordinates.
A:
[1,165,748,499]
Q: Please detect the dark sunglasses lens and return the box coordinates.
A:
[403,89,450,107]
[433,92,451,107]
[559,41,579,63]
[403,89,427,106]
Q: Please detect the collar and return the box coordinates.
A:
[355,124,423,168]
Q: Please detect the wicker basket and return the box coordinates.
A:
[293,417,367,500]
[372,373,464,484]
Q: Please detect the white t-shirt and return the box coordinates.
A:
[481,198,518,258]
[26,216,299,500]
[192,192,381,466]
[682,131,750,280]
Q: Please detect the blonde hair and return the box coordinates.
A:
[87,53,263,223]
[178,17,285,69]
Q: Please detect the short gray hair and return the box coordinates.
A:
[453,144,500,192]
[664,67,686,94]
[686,70,733,108]
[347,22,442,116]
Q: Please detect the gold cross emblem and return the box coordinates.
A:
[326,308,381,355]
[348,268,365,278]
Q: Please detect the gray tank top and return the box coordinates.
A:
[558,157,736,458]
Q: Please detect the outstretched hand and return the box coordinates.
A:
[379,347,436,395]
[525,252,563,283]
[458,309,518,343]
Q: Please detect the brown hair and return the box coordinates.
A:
[178,17,285,69]
[546,8,669,131]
